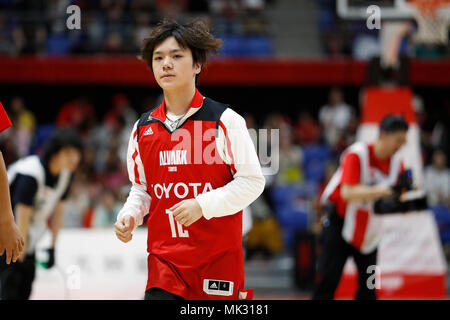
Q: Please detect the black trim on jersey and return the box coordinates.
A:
[136,110,158,140]
[136,97,229,139]
[41,158,73,200]
[188,97,229,130]
[9,158,73,210]
[61,173,75,201]
[9,174,39,208]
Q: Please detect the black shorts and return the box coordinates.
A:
[144,287,184,300]
[0,253,36,300]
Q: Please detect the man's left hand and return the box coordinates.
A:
[170,199,203,227]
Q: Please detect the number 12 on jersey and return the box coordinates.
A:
[166,209,189,238]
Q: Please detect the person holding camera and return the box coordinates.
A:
[312,114,412,300]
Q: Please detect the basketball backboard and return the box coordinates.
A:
[337,0,450,21]
[338,0,450,45]
[337,0,415,20]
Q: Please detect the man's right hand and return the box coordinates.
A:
[392,170,413,196]
[114,215,135,243]
[0,219,25,264]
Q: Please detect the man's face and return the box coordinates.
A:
[380,130,407,157]
[433,151,446,169]
[152,36,201,90]
[58,147,81,172]
[329,88,342,105]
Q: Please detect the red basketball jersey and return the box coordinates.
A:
[121,89,266,299]
[0,102,12,133]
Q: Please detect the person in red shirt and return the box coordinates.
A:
[0,102,25,265]
[329,144,405,220]
[114,20,265,300]
[313,114,409,300]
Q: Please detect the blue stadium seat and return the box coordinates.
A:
[243,35,273,57]
[46,33,71,55]
[271,182,319,249]
[431,206,450,244]
[219,34,273,57]
[218,34,245,57]
[302,144,330,183]
[318,7,334,32]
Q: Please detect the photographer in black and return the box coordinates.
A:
[312,114,423,300]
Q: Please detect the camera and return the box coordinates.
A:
[374,169,428,214]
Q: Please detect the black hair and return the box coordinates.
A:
[379,114,409,133]
[140,19,222,84]
[42,128,83,164]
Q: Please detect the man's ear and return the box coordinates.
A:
[194,62,202,75]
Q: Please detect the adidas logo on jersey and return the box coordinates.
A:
[144,127,154,136]
[203,279,233,296]
[209,282,218,289]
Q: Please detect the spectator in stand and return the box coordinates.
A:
[0,13,14,55]
[319,87,354,151]
[155,0,187,21]
[75,146,102,228]
[101,2,133,54]
[275,121,303,186]
[103,2,127,37]
[102,32,125,54]
[72,11,105,54]
[102,141,128,192]
[63,173,91,228]
[105,93,138,130]
[244,111,284,260]
[10,27,26,55]
[242,0,268,36]
[134,12,153,51]
[210,0,243,36]
[294,111,321,145]
[56,97,96,131]
[424,149,450,207]
[93,189,122,228]
[104,94,138,165]
[90,108,131,172]
[8,97,36,157]
[79,146,98,182]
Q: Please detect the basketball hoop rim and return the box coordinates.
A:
[405,0,450,45]
[407,0,450,17]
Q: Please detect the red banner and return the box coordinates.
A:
[0,56,449,86]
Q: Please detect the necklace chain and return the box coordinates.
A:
[166,114,183,130]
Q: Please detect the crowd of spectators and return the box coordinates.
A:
[2,87,449,257]
[3,0,450,59]
[0,0,273,57]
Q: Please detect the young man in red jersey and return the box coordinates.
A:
[114,20,265,300]
[313,114,410,300]
[0,102,24,266]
